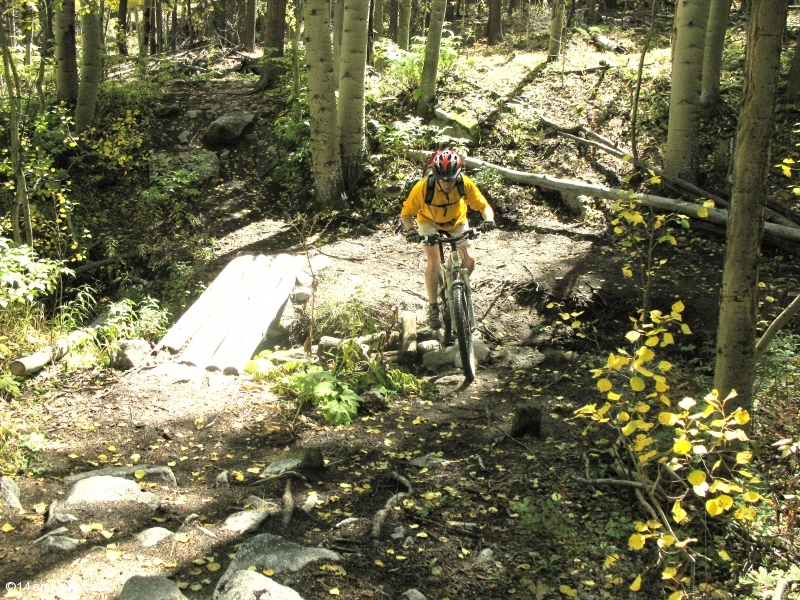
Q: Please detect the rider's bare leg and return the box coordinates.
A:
[459,246,476,275]
[424,245,441,304]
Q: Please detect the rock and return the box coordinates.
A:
[495,346,546,370]
[242,496,278,511]
[262,458,301,476]
[417,339,441,354]
[400,590,428,600]
[358,390,386,414]
[178,130,192,144]
[63,465,177,487]
[153,103,180,118]
[61,475,161,511]
[291,286,312,304]
[39,536,81,553]
[215,533,341,595]
[135,527,174,547]
[560,191,591,216]
[454,338,490,368]
[119,576,188,600]
[391,525,405,540]
[1,476,23,512]
[216,470,229,487]
[433,107,480,143]
[422,344,459,371]
[409,454,451,469]
[222,510,270,533]
[149,150,220,186]
[111,339,152,370]
[213,570,302,600]
[476,548,494,563]
[204,112,255,145]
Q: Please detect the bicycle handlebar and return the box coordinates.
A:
[420,228,480,246]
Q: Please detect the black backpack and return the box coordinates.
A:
[424,173,466,206]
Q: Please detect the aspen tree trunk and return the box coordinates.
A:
[373,0,383,38]
[488,0,502,44]
[664,0,709,184]
[75,0,104,133]
[397,0,410,49]
[54,0,79,105]
[389,0,397,41]
[415,0,446,118]
[39,0,55,57]
[786,41,800,102]
[547,0,564,61]
[156,0,163,51]
[333,0,344,85]
[242,0,256,50]
[338,0,370,193]
[304,0,345,207]
[700,0,732,108]
[714,0,788,414]
[117,0,129,54]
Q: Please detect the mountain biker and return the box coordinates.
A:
[400,148,496,329]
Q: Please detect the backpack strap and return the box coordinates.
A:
[424,174,465,205]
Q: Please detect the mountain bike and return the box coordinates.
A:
[421,228,479,382]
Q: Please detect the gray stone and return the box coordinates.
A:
[216,470,230,487]
[476,548,494,563]
[34,526,69,543]
[112,339,152,370]
[495,346,546,370]
[222,510,270,533]
[417,340,441,354]
[242,496,274,510]
[400,590,427,600]
[149,150,219,186]
[62,475,160,511]
[291,286,312,304]
[409,455,451,469]
[391,526,405,539]
[204,112,255,145]
[560,191,591,215]
[262,459,301,476]
[119,576,187,600]
[433,107,479,143]
[63,465,177,487]
[403,536,415,548]
[422,344,459,371]
[1,476,23,511]
[153,103,181,118]
[213,570,303,600]
[40,536,81,553]
[135,527,174,547]
[178,130,192,144]
[454,338,490,368]
[215,533,341,595]
[187,110,200,118]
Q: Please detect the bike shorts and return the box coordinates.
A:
[417,223,474,248]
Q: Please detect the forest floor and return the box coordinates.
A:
[3,18,800,600]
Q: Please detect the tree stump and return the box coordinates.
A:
[511,406,542,438]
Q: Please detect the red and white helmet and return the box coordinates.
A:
[432,149,463,181]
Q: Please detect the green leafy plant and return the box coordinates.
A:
[0,237,66,308]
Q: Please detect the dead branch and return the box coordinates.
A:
[570,474,645,488]
[389,471,414,494]
[755,293,800,361]
[372,492,410,538]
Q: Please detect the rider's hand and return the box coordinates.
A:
[405,229,422,244]
[481,220,496,233]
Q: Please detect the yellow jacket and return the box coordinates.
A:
[400,175,489,230]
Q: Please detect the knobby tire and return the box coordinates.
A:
[451,281,476,382]
[439,270,452,345]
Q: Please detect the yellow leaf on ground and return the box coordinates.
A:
[207,563,221,572]
[597,378,613,392]
[673,439,692,455]
[630,574,642,591]
[174,532,190,542]
[687,470,706,486]
[559,584,578,597]
[672,501,687,524]
[1,523,15,533]
[628,533,646,550]
[329,589,340,596]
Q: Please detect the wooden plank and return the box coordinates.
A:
[205,254,295,372]
[154,253,256,353]
[178,254,275,367]
[221,256,305,375]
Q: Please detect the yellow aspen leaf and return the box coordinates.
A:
[668,593,683,600]
[658,534,676,548]
[630,377,646,392]
[207,563,221,572]
[329,588,340,595]
[622,267,633,277]
[375,560,385,567]
[678,397,696,410]
[709,480,730,493]
[646,520,662,529]
[672,300,685,313]
[621,421,638,436]
[174,532,190,542]
[645,335,660,347]
[636,347,655,362]
[628,533,646,550]
[634,521,649,532]
[719,550,731,561]
[638,450,658,464]
[673,439,692,455]
[743,491,761,502]
[608,392,621,401]
[660,332,674,347]
[687,470,706,486]
[1,523,15,533]
[654,380,668,393]
[734,505,756,521]
[660,394,671,406]
[736,451,753,464]
[614,226,624,234]
[635,402,650,413]
[626,330,641,342]
[559,584,579,597]
[658,360,672,372]
[630,574,642,591]
[697,207,708,218]
[717,495,734,511]
[733,410,751,425]
[672,501,688,523]
[680,323,692,335]
[597,378,613,392]
[618,412,631,422]
[604,553,619,569]
[662,566,678,579]
[706,498,722,516]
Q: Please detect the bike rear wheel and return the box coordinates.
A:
[451,281,476,382]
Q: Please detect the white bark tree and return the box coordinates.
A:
[75,0,104,133]
[54,0,79,105]
[700,0,733,108]
[415,0,447,118]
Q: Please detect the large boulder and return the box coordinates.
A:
[204,112,255,145]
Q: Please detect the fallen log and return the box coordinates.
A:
[592,35,628,53]
[10,314,107,377]
[406,150,800,245]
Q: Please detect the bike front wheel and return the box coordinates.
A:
[451,281,476,382]
[439,270,452,345]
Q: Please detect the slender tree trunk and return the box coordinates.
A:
[117,0,129,54]
[156,0,163,52]
[54,0,79,105]
[39,0,55,56]
[389,0,397,41]
[664,0,710,183]
[700,0,733,108]
[714,0,788,415]
[75,0,104,133]
[397,0,410,48]
[142,0,151,54]
[304,0,345,207]
[149,0,157,53]
[291,0,302,110]
[338,0,370,193]
[415,0,446,117]
[170,1,177,50]
[786,40,800,102]
[332,0,345,84]
[488,0,502,44]
[373,0,383,38]
[547,0,564,61]
[187,0,194,44]
[252,0,287,89]
[0,0,32,245]
[242,0,256,49]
